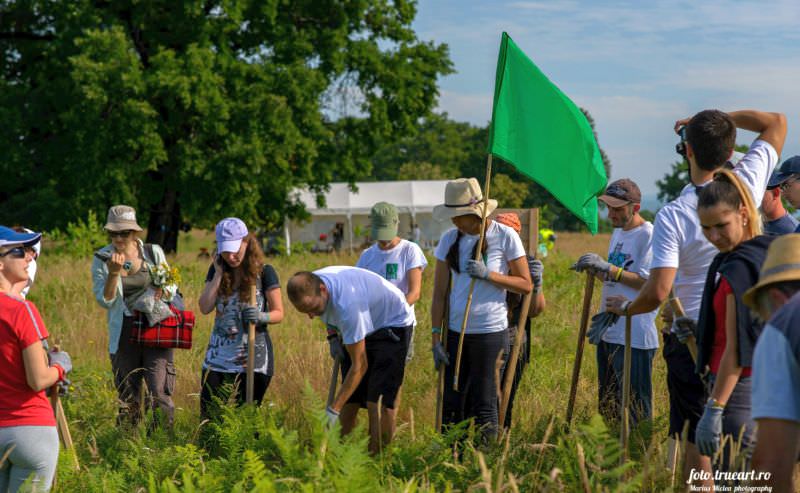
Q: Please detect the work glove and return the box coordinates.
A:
[327,335,346,362]
[695,399,724,457]
[48,349,72,377]
[432,342,450,369]
[325,406,340,427]
[465,259,490,280]
[671,317,697,344]
[587,312,619,345]
[571,253,612,274]
[527,256,543,292]
[241,305,269,327]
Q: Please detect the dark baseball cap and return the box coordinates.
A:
[598,179,642,208]
[767,156,800,189]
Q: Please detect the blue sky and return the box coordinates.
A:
[412,0,800,201]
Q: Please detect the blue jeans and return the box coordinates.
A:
[596,341,656,426]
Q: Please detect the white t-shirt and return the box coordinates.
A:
[356,239,427,297]
[650,139,778,319]
[316,266,415,345]
[600,222,659,349]
[434,221,526,334]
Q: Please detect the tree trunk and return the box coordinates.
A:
[146,188,180,253]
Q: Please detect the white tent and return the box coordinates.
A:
[285,180,452,253]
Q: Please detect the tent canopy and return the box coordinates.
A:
[291,180,450,216]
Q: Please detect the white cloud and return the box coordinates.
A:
[436,90,492,125]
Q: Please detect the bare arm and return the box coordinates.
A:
[404,267,423,306]
[607,267,675,315]
[710,294,742,404]
[485,256,532,295]
[727,110,787,157]
[331,340,368,412]
[198,259,223,315]
[752,418,800,493]
[430,260,450,347]
[529,291,545,318]
[265,287,284,324]
[22,341,60,392]
[608,265,648,290]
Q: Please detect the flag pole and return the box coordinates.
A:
[453,154,493,391]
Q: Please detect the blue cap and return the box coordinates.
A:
[0,226,41,248]
[768,155,800,189]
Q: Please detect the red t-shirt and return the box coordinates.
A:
[0,293,56,427]
[709,278,752,377]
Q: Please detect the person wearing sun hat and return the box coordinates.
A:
[429,178,532,442]
[739,234,800,492]
[0,226,70,493]
[91,205,176,428]
[355,201,426,363]
[197,218,284,420]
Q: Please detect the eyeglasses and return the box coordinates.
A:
[108,231,133,238]
[0,246,35,259]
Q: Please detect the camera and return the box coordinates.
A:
[675,125,688,158]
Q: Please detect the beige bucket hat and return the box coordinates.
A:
[104,205,143,232]
[432,178,498,222]
[743,234,800,310]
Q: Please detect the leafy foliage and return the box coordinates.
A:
[0,1,452,251]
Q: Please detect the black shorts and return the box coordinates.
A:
[663,333,706,443]
[340,325,411,409]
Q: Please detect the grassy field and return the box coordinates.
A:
[29,230,683,491]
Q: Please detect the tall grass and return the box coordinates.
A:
[31,231,681,491]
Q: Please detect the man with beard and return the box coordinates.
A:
[572,179,658,425]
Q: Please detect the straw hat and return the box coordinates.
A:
[743,234,800,310]
[432,178,498,222]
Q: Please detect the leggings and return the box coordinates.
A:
[0,426,59,493]
[442,329,508,442]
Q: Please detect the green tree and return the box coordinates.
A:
[396,162,450,180]
[490,173,528,208]
[0,1,452,251]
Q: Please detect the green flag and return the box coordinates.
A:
[488,32,607,233]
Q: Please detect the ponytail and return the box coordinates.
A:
[697,169,761,239]
[445,222,489,273]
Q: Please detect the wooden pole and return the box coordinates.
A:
[621,313,632,464]
[498,209,539,431]
[667,289,698,363]
[246,284,257,404]
[326,358,340,408]
[51,387,79,470]
[566,272,595,426]
[453,154,494,391]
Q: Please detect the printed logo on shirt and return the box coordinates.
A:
[608,242,634,271]
[385,263,399,280]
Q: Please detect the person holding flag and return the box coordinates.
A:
[430,178,531,443]
[606,109,786,486]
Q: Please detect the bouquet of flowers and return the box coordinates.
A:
[132,262,181,325]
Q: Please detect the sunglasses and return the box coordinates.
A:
[0,246,35,259]
[108,230,133,238]
[780,175,800,191]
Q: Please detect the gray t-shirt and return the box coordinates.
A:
[202,265,279,375]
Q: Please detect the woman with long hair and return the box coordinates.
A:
[430,178,531,442]
[91,205,176,428]
[198,218,284,419]
[691,169,774,468]
[0,226,71,492]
